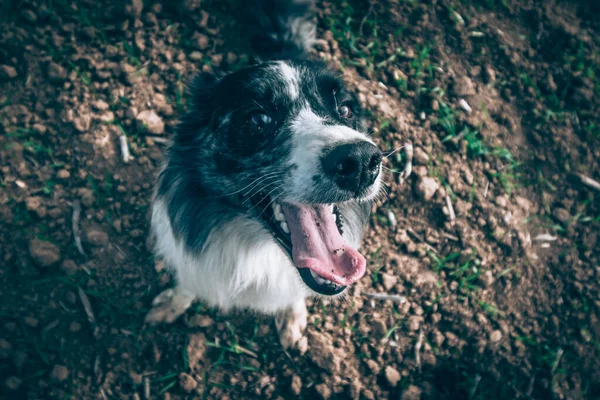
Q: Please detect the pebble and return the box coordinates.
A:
[73,114,91,132]
[401,385,422,400]
[185,315,214,328]
[415,176,440,201]
[85,227,109,246]
[92,99,109,111]
[413,147,430,165]
[50,364,69,382]
[125,0,143,18]
[315,383,332,400]
[195,33,210,50]
[25,196,42,211]
[477,270,494,288]
[24,317,39,328]
[136,110,165,134]
[47,62,67,82]
[60,260,79,275]
[189,51,203,61]
[178,372,198,393]
[407,316,420,331]
[291,375,302,396]
[57,169,70,179]
[29,239,61,267]
[490,330,503,343]
[552,207,571,224]
[381,273,397,291]
[4,376,22,391]
[0,65,17,79]
[385,366,401,387]
[69,321,82,332]
[453,76,476,97]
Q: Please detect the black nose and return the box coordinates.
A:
[322,141,382,193]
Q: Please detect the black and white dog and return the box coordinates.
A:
[146,0,384,350]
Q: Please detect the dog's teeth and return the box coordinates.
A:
[274,203,282,216]
[310,270,319,279]
[280,221,290,234]
[333,213,337,222]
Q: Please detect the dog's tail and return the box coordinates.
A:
[247,0,316,60]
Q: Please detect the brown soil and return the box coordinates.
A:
[1,0,599,399]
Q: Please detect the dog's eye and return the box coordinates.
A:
[338,104,353,119]
[250,113,273,128]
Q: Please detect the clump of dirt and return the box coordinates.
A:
[1,0,599,399]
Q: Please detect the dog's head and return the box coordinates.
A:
[176,60,383,296]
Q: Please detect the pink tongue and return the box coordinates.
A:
[281,203,366,286]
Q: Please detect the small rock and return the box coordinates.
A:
[33,123,47,134]
[179,372,198,393]
[0,65,17,80]
[185,314,214,328]
[136,110,165,134]
[552,208,571,224]
[4,376,21,391]
[415,176,440,201]
[57,169,70,179]
[477,271,494,288]
[195,33,210,50]
[413,147,430,165]
[490,330,502,343]
[50,364,69,382]
[189,51,203,61]
[453,76,476,97]
[401,385,422,400]
[407,316,420,331]
[60,260,79,275]
[0,338,12,358]
[125,0,143,18]
[73,115,91,132]
[85,227,109,246]
[92,100,109,111]
[29,239,61,267]
[445,331,459,347]
[315,383,332,400]
[484,65,496,83]
[371,318,387,337]
[26,196,42,211]
[69,321,82,332]
[306,331,340,374]
[381,273,397,291]
[24,317,39,328]
[47,62,67,82]
[384,366,401,387]
[291,375,302,396]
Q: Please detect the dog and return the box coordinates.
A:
[145,0,384,350]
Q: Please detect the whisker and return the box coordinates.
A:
[213,172,282,198]
[382,166,404,174]
[242,179,282,204]
[383,145,406,159]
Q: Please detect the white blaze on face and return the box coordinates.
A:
[275,61,300,100]
[286,107,379,202]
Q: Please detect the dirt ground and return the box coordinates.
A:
[1,0,599,399]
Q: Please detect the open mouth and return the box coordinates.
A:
[251,194,367,296]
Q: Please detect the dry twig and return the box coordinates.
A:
[119,134,132,163]
[78,287,99,338]
[415,329,424,373]
[445,195,456,221]
[72,200,85,256]
[364,292,407,304]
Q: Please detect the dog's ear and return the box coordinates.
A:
[187,71,224,116]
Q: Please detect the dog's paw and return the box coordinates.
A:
[276,301,308,354]
[145,288,195,325]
